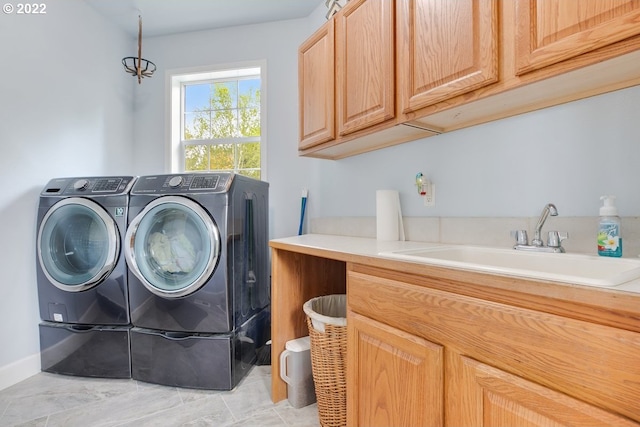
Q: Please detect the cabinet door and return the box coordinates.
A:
[299,20,335,150]
[347,311,444,427]
[515,0,640,75]
[447,353,639,427]
[336,0,395,136]
[397,0,498,113]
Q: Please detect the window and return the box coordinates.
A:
[168,63,265,179]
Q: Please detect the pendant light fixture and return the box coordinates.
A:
[122,15,156,84]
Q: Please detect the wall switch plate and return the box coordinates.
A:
[424,184,435,207]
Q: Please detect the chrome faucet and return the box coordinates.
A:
[512,203,568,253]
[531,203,558,246]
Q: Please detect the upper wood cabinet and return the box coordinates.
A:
[515,0,640,75]
[335,0,395,136]
[298,20,335,150]
[397,0,499,114]
[297,0,640,159]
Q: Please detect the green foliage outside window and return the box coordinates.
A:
[183,79,261,178]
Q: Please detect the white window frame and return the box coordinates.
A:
[166,60,267,178]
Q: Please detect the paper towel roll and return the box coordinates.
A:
[376,190,405,241]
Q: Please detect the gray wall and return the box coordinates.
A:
[307,86,640,219]
[0,0,134,387]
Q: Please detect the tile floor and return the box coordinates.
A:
[0,366,321,427]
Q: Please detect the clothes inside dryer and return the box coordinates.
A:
[128,198,220,296]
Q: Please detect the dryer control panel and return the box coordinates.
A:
[132,173,234,194]
[41,177,135,196]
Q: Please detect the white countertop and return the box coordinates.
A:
[270,234,640,294]
[271,233,441,256]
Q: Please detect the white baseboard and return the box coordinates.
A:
[0,353,41,391]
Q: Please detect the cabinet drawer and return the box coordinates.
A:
[347,266,640,422]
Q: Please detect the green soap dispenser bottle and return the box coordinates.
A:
[597,195,622,257]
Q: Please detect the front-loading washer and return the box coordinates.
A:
[125,173,270,390]
[36,176,135,378]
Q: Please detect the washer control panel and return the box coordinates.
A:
[132,173,234,194]
[41,177,135,196]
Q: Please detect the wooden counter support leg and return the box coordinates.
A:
[270,248,346,403]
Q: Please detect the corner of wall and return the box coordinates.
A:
[0,353,40,391]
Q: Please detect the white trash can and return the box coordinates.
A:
[280,336,316,408]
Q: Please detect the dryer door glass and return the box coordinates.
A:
[126,196,221,298]
[38,198,120,292]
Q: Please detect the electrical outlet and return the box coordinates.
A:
[424,184,436,207]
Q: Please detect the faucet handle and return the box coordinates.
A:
[547,231,568,248]
[511,229,528,245]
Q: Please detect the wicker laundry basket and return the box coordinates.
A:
[303,295,347,427]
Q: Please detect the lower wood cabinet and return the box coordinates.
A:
[347,311,443,427]
[347,263,640,426]
[448,353,637,427]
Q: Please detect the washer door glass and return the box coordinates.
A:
[126,196,221,298]
[38,198,119,292]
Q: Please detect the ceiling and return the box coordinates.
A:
[84,0,323,37]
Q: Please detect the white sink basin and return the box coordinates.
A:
[378,246,640,287]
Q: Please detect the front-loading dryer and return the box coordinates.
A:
[36,176,135,378]
[125,173,270,390]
